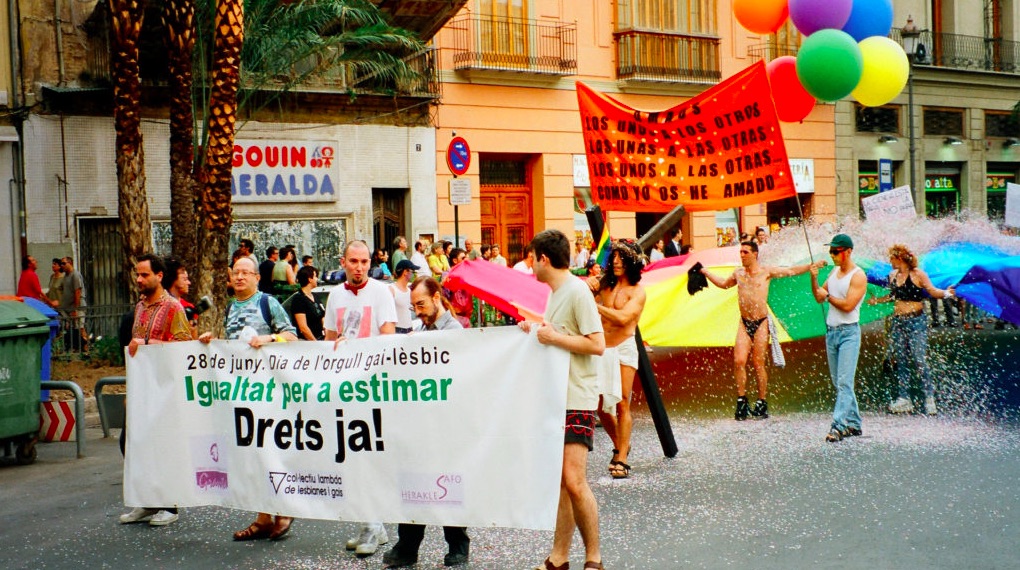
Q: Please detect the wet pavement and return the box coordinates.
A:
[3,406,1019,569]
[3,324,1019,569]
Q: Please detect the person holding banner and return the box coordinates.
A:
[700,241,824,421]
[519,229,606,570]
[323,240,398,558]
[811,234,867,443]
[119,254,194,527]
[382,276,471,567]
[587,240,646,479]
[197,256,299,540]
[867,244,954,416]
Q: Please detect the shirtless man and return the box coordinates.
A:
[587,240,646,479]
[701,241,824,421]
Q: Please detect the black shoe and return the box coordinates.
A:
[825,427,843,442]
[750,399,768,419]
[843,426,862,437]
[382,546,418,568]
[444,550,469,567]
[735,397,749,421]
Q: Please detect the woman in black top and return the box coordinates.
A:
[868,244,955,415]
[292,265,324,340]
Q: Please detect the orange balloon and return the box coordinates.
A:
[734,0,789,34]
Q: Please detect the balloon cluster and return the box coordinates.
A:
[734,0,906,123]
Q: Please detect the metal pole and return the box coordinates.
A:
[907,60,917,212]
[454,205,460,248]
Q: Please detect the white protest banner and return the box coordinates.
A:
[1006,182,1020,228]
[124,327,568,530]
[862,185,916,223]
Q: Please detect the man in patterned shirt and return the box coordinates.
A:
[120,253,192,527]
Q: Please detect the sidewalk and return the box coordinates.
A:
[2,409,1018,569]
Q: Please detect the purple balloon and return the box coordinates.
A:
[790,0,853,36]
[841,0,894,41]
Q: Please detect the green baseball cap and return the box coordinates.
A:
[825,234,854,249]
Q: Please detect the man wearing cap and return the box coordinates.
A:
[810,234,867,443]
[389,259,419,334]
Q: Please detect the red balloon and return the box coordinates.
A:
[766,56,816,123]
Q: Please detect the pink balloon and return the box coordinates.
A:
[766,56,816,123]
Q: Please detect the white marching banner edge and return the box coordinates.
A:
[124,327,568,530]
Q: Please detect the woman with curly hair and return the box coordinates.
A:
[868,244,955,415]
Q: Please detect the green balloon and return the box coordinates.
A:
[796,29,863,102]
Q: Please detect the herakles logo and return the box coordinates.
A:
[399,473,464,506]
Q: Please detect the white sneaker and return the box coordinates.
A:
[148,510,179,526]
[888,397,914,414]
[352,523,388,556]
[924,396,938,415]
[119,507,159,524]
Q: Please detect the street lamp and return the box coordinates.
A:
[900,16,921,206]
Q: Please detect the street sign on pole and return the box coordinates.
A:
[447,137,471,176]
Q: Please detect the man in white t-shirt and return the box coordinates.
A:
[519,229,605,570]
[409,240,431,280]
[512,245,535,274]
[324,240,397,557]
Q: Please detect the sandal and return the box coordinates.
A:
[609,460,631,479]
[534,557,569,570]
[607,448,620,474]
[584,562,605,569]
[269,516,293,540]
[233,520,273,541]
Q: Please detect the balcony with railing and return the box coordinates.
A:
[889,29,1020,74]
[615,30,720,84]
[448,15,577,76]
[746,42,798,61]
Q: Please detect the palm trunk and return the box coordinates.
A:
[163,0,200,274]
[109,0,152,294]
[197,0,244,333]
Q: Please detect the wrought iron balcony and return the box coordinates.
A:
[889,28,1020,74]
[448,15,577,76]
[746,42,798,61]
[615,29,720,84]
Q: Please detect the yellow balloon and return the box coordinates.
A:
[852,36,909,107]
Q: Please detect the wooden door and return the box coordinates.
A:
[480,186,532,266]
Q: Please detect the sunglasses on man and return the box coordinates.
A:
[828,247,847,256]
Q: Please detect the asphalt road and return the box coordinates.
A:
[3,407,1019,570]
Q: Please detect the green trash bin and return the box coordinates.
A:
[0,300,51,464]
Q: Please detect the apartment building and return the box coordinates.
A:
[843,1,1020,222]
[430,0,838,261]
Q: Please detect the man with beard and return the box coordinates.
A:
[382,276,470,567]
[323,240,397,557]
[119,254,192,527]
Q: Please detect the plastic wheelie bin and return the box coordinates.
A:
[22,297,60,401]
[0,300,51,465]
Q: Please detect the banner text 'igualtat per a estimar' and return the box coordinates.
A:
[124,327,568,530]
[576,61,797,212]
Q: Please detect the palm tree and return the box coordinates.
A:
[166,0,427,328]
[162,0,201,274]
[110,0,153,291]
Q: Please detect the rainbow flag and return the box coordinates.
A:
[592,226,611,268]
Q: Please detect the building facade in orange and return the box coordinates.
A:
[431,0,836,264]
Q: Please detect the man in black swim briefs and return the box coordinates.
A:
[701,241,825,420]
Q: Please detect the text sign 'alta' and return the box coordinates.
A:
[231,140,340,203]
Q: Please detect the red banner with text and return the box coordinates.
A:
[576,61,796,212]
